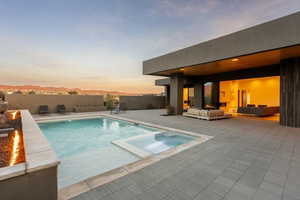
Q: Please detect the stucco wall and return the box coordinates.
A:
[6,94,105,114]
[0,166,58,200]
[119,96,165,110]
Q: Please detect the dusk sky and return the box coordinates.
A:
[0,0,300,93]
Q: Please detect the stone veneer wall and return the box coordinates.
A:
[119,96,165,110]
[6,94,105,114]
[280,57,300,128]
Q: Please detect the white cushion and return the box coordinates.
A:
[187,108,200,115]
[209,110,224,117]
[199,109,224,117]
[199,109,209,117]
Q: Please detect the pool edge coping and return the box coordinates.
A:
[58,138,207,200]
[112,131,203,158]
[35,113,212,140]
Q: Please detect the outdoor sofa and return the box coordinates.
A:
[183,108,232,121]
[237,105,280,117]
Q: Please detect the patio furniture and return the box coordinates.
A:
[237,106,279,117]
[57,104,66,113]
[183,108,232,121]
[38,105,49,114]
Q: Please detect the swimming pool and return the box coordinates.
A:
[38,117,197,188]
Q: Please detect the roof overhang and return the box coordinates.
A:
[143,12,300,77]
[155,78,170,86]
[155,78,194,86]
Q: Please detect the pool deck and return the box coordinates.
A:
[60,109,299,200]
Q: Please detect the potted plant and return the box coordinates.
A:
[166,105,175,115]
[0,91,8,113]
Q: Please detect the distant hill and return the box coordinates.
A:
[0,84,141,96]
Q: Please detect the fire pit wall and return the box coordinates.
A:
[0,110,59,200]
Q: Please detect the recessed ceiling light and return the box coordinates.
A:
[231,58,239,62]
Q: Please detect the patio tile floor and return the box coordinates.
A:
[71,109,300,200]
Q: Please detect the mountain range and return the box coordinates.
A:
[0,85,140,96]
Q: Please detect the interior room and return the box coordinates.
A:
[219,76,280,121]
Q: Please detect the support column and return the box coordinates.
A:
[164,86,170,106]
[280,57,300,128]
[211,81,220,109]
[170,75,184,114]
[194,82,203,109]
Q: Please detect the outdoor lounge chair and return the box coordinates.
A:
[183,108,232,121]
[38,105,49,114]
[57,104,66,113]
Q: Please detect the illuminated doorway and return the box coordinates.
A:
[219,76,280,121]
[183,87,194,111]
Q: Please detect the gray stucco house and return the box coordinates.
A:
[143,12,300,128]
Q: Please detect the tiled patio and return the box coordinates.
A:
[71,109,300,200]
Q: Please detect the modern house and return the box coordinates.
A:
[143,12,300,128]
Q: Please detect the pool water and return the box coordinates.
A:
[127,132,195,154]
[39,117,195,188]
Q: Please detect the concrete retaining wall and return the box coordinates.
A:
[6,94,105,114]
[119,96,165,110]
[0,166,58,200]
[5,94,165,113]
